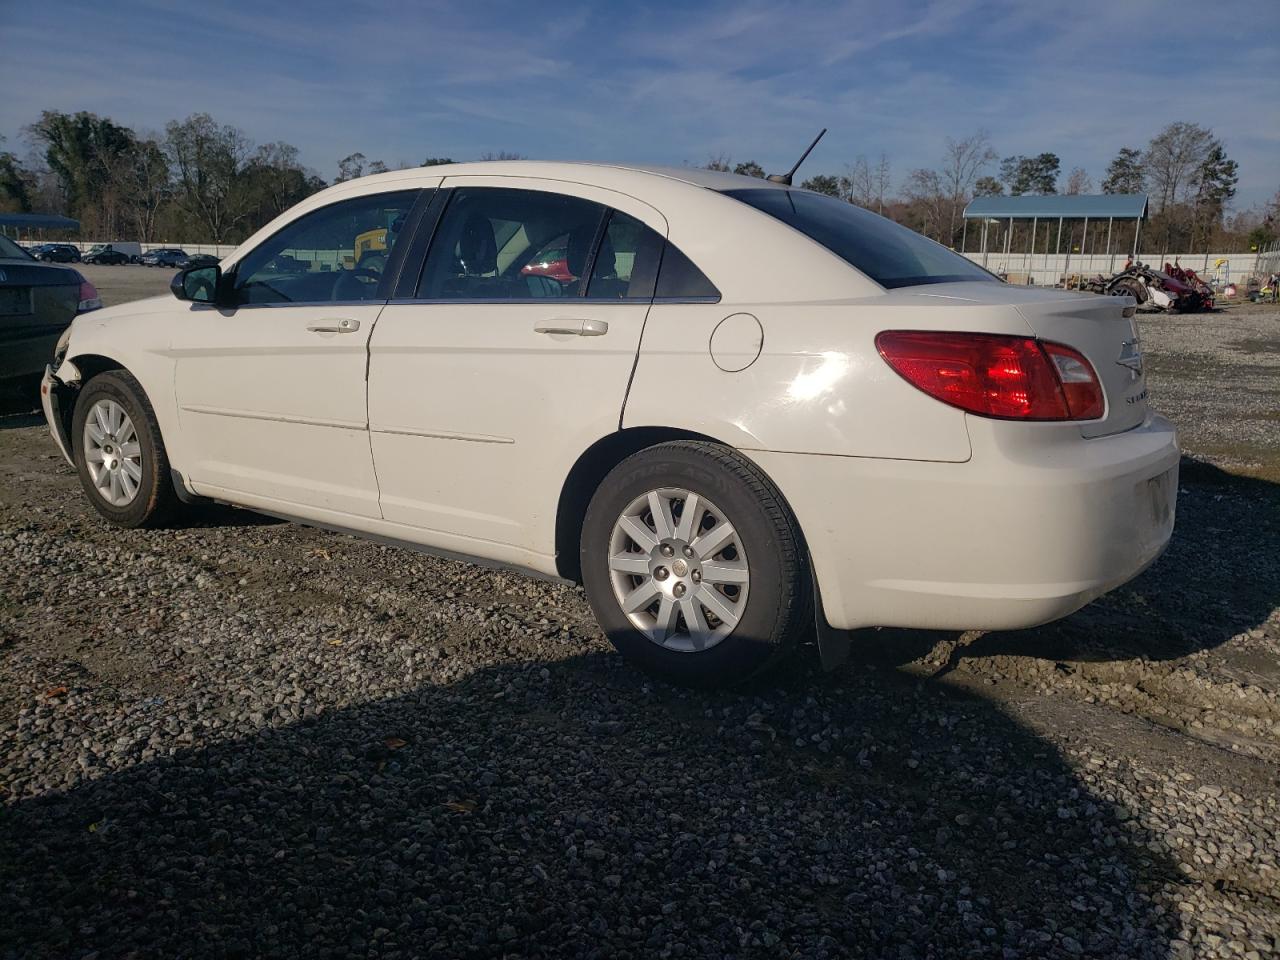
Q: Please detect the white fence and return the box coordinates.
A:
[963,250,1269,287]
[24,240,241,257]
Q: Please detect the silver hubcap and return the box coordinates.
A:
[608,487,750,652]
[83,399,142,507]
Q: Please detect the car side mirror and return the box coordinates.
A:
[171,265,223,305]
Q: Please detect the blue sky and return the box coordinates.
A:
[2,0,1277,206]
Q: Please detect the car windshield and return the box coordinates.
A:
[723,188,997,290]
[0,236,33,259]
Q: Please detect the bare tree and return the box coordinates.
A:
[842,156,874,208]
[1144,122,1214,212]
[336,152,367,182]
[940,131,996,243]
[1064,167,1092,195]
[872,153,891,214]
[165,113,252,243]
[841,153,893,212]
[127,136,170,242]
[703,153,731,172]
[902,168,948,242]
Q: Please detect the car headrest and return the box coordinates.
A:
[457,214,497,275]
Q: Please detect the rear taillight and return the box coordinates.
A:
[77,277,102,313]
[875,331,1105,421]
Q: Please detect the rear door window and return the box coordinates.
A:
[585,211,664,300]
[418,187,606,300]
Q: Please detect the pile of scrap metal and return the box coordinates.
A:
[1067,262,1214,312]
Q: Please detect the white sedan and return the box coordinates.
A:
[41,162,1178,686]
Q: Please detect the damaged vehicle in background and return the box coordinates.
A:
[40,161,1179,687]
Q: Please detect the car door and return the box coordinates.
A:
[367,179,667,563]
[171,188,423,519]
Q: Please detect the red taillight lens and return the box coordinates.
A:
[875,331,1104,421]
[77,277,102,313]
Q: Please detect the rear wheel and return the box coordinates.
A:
[1108,277,1146,303]
[72,371,181,528]
[581,441,810,687]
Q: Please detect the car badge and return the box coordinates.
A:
[0,269,6,283]
[1116,338,1143,379]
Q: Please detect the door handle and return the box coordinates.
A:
[533,318,609,337]
[306,317,361,333]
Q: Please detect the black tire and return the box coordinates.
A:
[71,370,181,528]
[580,441,810,687]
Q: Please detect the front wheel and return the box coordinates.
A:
[72,370,181,528]
[580,441,810,687]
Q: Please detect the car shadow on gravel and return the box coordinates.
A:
[166,501,287,530]
[861,457,1279,672]
[2,652,1182,959]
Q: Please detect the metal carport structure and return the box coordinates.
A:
[961,194,1148,286]
[0,213,81,239]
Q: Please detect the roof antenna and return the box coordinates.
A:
[767,128,827,186]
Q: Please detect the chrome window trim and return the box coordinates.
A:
[209,299,392,310]
[204,295,722,310]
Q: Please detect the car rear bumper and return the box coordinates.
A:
[41,364,76,466]
[750,413,1180,632]
[0,330,62,385]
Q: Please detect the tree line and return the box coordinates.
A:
[0,111,471,244]
[715,123,1276,255]
[1,110,1275,255]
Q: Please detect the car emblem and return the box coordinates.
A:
[1116,338,1143,379]
[0,269,6,283]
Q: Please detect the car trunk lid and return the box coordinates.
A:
[891,282,1149,438]
[1010,291,1148,438]
[0,261,80,330]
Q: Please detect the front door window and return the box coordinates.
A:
[232,191,419,304]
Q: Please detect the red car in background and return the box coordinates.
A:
[520,239,574,282]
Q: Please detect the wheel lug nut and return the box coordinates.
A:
[691,570,701,584]
[682,545,694,558]
[660,544,674,558]
[654,567,669,581]
[673,582,687,598]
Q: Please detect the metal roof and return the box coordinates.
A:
[963,194,1147,220]
[0,212,81,231]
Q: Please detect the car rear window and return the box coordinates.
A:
[723,188,996,290]
[0,236,33,259]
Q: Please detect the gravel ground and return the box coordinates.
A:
[1,284,1277,959]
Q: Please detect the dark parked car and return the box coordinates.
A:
[0,236,100,399]
[30,243,82,263]
[82,243,139,265]
[177,252,220,269]
[138,248,188,268]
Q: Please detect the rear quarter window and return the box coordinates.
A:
[655,242,720,301]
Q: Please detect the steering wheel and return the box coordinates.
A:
[332,267,381,301]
